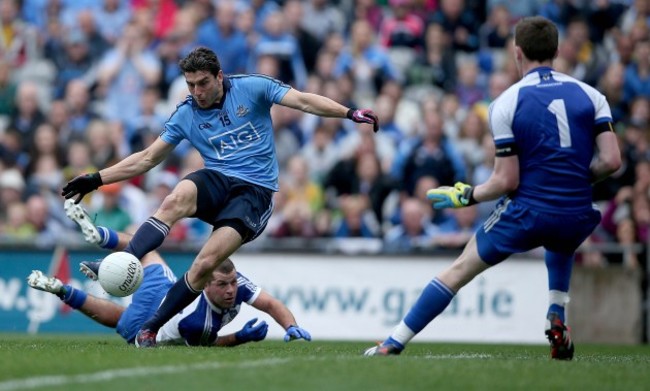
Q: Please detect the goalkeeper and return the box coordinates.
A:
[27,200,311,347]
[365,16,621,360]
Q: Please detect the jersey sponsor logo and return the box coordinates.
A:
[208,122,261,159]
[236,105,250,117]
[198,122,213,130]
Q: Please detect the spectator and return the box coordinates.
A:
[623,38,650,105]
[75,8,110,61]
[454,110,488,175]
[429,0,480,52]
[301,0,346,42]
[62,79,99,138]
[196,0,249,74]
[269,199,318,238]
[8,80,46,151]
[248,10,307,90]
[48,29,96,99]
[0,59,16,117]
[85,120,117,169]
[24,193,70,248]
[0,201,35,240]
[432,205,481,250]
[334,19,401,105]
[300,122,339,185]
[379,0,425,51]
[455,55,486,108]
[400,109,466,196]
[283,155,324,213]
[96,21,161,127]
[352,0,384,32]
[0,168,25,219]
[25,122,65,178]
[331,195,381,238]
[383,197,437,253]
[0,0,40,67]
[283,0,321,73]
[406,22,457,93]
[479,4,512,50]
[598,62,628,123]
[91,182,132,232]
[94,0,131,45]
[130,0,177,40]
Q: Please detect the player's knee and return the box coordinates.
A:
[159,192,195,218]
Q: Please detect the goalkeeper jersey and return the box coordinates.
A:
[488,66,612,213]
[156,272,261,346]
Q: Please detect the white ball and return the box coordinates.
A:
[98,252,144,297]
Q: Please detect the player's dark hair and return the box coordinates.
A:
[514,16,558,63]
[179,47,221,77]
[215,258,235,274]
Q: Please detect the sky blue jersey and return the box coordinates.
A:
[156,272,260,346]
[161,75,291,191]
[488,66,613,213]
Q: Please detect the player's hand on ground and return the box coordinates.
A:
[235,318,268,342]
[426,182,475,209]
[62,173,103,204]
[284,325,311,342]
[347,109,379,132]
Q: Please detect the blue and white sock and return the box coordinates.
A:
[391,278,455,348]
[60,285,88,310]
[124,217,170,259]
[141,273,201,333]
[545,252,573,323]
[97,226,119,249]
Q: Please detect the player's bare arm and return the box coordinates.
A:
[590,127,622,184]
[251,291,298,329]
[99,138,175,184]
[279,88,379,132]
[473,155,520,202]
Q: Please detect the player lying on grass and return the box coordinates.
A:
[27,201,311,346]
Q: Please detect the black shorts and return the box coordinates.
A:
[184,169,274,243]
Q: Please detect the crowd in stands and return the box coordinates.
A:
[0,0,648,268]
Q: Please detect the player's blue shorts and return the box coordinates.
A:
[185,168,274,243]
[116,264,176,343]
[476,197,601,265]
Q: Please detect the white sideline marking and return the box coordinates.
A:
[423,353,493,359]
[0,357,291,391]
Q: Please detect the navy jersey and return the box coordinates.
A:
[156,272,261,346]
[488,66,612,213]
[161,75,291,191]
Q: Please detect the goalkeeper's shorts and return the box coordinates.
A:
[475,198,601,265]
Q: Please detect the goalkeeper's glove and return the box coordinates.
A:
[284,325,312,342]
[235,318,268,343]
[426,182,477,210]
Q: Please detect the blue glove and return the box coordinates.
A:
[284,325,312,342]
[235,318,268,343]
[426,182,476,209]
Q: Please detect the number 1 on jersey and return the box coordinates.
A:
[547,99,571,148]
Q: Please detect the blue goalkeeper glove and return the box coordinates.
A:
[426,182,477,209]
[284,325,312,342]
[235,318,268,343]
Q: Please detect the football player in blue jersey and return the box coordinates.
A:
[27,200,311,346]
[61,47,377,347]
[365,16,621,360]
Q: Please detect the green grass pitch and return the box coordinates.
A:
[0,334,649,391]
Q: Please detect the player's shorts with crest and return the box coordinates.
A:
[184,168,274,243]
[475,197,601,265]
[116,264,176,343]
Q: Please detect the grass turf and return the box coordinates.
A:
[0,334,649,391]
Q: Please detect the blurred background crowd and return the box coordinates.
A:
[0,0,648,267]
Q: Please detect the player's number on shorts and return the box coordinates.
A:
[547,99,571,148]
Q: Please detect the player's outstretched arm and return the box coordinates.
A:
[279,88,378,132]
[62,138,175,203]
[251,291,312,342]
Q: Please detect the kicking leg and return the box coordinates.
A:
[136,226,243,347]
[366,235,491,356]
